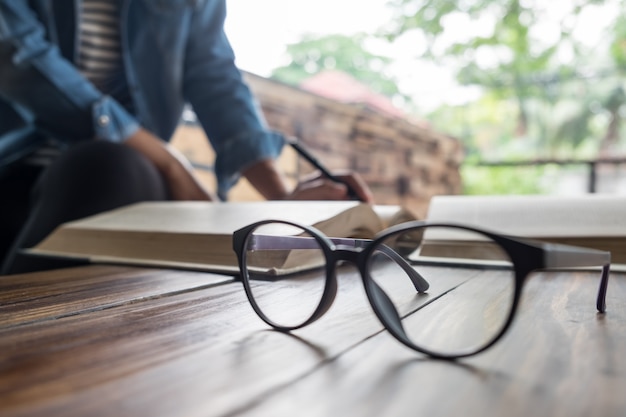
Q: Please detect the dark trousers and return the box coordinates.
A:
[0,141,169,275]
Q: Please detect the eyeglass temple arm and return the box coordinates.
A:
[247,235,429,293]
[542,242,611,313]
[375,243,430,292]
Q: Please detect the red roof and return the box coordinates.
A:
[299,70,407,119]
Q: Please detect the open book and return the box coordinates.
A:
[424,194,626,264]
[27,201,417,274]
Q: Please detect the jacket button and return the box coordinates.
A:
[98,115,110,126]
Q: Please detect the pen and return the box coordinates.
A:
[286,137,364,202]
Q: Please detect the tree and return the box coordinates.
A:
[271,33,405,101]
[382,0,626,156]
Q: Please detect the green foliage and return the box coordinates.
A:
[610,14,626,69]
[270,33,403,99]
[383,0,626,156]
[427,93,519,158]
[461,164,547,195]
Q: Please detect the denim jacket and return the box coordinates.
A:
[0,0,284,198]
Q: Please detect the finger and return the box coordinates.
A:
[298,170,374,202]
[291,179,349,200]
[298,170,326,184]
[333,173,374,203]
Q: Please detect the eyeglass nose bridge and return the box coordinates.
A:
[323,246,410,346]
[327,243,430,293]
[310,247,362,322]
[298,247,362,327]
[323,246,365,293]
[328,246,363,266]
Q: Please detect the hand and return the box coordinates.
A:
[242,159,374,202]
[288,170,375,203]
[161,145,216,201]
[124,128,216,201]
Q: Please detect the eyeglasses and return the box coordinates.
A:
[232,220,611,359]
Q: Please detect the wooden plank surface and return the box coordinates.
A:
[0,266,232,328]
[240,271,626,417]
[0,265,473,417]
[1,266,624,417]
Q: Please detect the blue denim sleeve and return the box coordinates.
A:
[0,1,139,144]
[182,0,285,199]
[214,130,285,200]
[92,97,140,142]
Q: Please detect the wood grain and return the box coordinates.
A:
[0,265,473,417]
[1,266,624,417]
[239,271,626,417]
[0,266,232,328]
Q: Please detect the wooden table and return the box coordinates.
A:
[1,264,625,417]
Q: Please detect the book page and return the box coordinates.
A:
[54,201,365,235]
[312,203,385,238]
[373,205,420,229]
[426,194,626,238]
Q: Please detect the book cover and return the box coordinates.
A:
[27,201,416,274]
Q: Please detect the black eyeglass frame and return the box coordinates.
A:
[232,219,611,359]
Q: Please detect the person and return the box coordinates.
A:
[0,0,373,275]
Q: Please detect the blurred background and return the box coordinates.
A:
[172,0,626,215]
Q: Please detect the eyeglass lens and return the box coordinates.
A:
[243,222,328,328]
[368,225,516,356]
